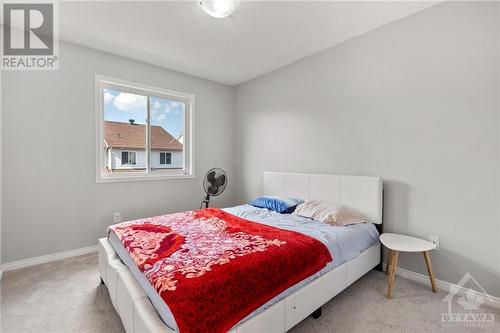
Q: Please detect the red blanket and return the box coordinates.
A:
[110,208,332,333]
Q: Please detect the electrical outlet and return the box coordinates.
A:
[113,212,122,223]
[429,235,440,250]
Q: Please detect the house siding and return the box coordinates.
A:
[151,151,183,169]
[107,148,183,170]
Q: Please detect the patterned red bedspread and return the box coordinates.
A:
[109,208,333,333]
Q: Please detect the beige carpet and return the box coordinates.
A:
[1,253,499,333]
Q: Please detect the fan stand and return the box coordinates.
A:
[201,194,210,209]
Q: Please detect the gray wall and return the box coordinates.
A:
[235,1,500,297]
[2,41,236,262]
[2,0,499,298]
[0,68,2,271]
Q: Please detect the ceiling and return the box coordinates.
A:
[55,1,439,86]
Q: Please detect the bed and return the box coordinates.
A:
[98,171,383,333]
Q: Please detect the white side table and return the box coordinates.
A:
[379,233,437,299]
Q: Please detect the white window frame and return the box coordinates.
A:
[95,75,194,183]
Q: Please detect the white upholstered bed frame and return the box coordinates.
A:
[98,171,383,333]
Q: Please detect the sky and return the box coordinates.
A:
[103,88,185,139]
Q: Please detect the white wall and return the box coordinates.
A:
[235,2,500,297]
[2,40,236,263]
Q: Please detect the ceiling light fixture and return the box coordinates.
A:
[198,0,237,18]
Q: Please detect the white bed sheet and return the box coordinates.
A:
[108,205,380,332]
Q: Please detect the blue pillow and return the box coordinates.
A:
[249,196,304,214]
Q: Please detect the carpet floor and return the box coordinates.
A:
[1,253,498,333]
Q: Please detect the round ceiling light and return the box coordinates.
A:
[198,0,237,18]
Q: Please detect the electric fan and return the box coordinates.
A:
[200,167,227,209]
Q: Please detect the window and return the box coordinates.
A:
[121,151,137,165]
[96,75,194,182]
[160,152,172,165]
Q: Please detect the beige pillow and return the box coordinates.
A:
[293,200,366,226]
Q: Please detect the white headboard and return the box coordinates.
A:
[263,171,383,224]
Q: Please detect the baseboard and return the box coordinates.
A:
[382,263,500,309]
[2,245,98,272]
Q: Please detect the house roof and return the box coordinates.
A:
[104,121,183,151]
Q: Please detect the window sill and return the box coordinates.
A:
[96,172,194,183]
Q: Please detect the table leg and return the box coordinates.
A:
[386,249,393,275]
[423,251,437,292]
[387,250,399,299]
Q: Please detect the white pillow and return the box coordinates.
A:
[293,200,366,226]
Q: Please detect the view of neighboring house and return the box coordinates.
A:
[104,120,183,171]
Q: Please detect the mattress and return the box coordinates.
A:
[108,204,380,332]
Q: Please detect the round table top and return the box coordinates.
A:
[380,233,436,252]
